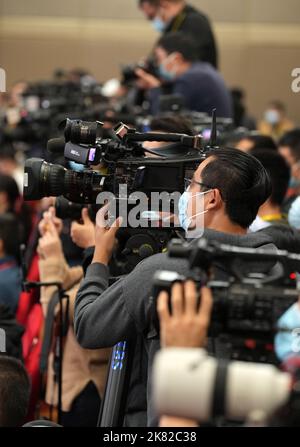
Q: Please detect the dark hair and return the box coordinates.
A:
[0,173,19,210]
[0,143,17,162]
[246,134,277,151]
[269,100,286,112]
[201,148,272,228]
[250,149,290,206]
[157,32,198,62]
[139,0,159,5]
[150,115,194,135]
[0,213,20,261]
[279,129,300,161]
[0,356,30,427]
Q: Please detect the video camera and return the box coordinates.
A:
[152,238,300,363]
[24,117,206,205]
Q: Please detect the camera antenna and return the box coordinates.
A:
[209,108,218,148]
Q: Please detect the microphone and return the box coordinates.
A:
[47,137,65,154]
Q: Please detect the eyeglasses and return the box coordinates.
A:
[184,178,214,191]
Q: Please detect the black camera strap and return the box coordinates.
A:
[212,359,229,418]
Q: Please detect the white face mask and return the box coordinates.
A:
[178,188,212,235]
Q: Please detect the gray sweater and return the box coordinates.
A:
[74,229,276,426]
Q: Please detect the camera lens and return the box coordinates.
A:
[64,118,99,145]
[55,196,84,220]
[23,158,105,203]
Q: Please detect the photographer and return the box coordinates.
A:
[74,147,274,426]
[139,0,218,68]
[37,210,111,427]
[135,33,232,117]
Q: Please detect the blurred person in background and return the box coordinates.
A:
[136,32,232,117]
[0,214,21,314]
[278,129,300,213]
[230,88,256,130]
[0,142,24,193]
[37,209,110,427]
[142,114,194,155]
[0,356,30,427]
[0,173,32,245]
[249,149,290,232]
[139,0,159,21]
[259,101,295,141]
[139,0,218,68]
[234,132,277,153]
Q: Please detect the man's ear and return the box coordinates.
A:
[0,239,4,255]
[205,189,223,211]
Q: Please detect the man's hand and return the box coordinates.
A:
[157,280,213,348]
[135,68,161,90]
[71,208,95,249]
[39,206,63,237]
[38,219,63,260]
[160,416,198,427]
[92,205,123,266]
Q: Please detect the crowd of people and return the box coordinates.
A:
[0,0,300,429]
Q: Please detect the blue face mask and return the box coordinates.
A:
[151,17,166,32]
[289,177,300,189]
[158,63,176,82]
[288,197,300,229]
[275,303,300,362]
[265,109,280,126]
[69,161,85,172]
[178,190,211,232]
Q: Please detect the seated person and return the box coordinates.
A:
[0,356,30,427]
[37,209,111,427]
[234,133,277,153]
[259,101,295,141]
[135,32,232,117]
[0,214,21,314]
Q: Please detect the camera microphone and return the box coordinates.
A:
[47,137,65,154]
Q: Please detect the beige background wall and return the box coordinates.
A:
[0,0,299,123]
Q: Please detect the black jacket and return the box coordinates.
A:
[164,4,218,68]
[74,229,276,426]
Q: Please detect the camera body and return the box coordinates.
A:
[152,238,300,362]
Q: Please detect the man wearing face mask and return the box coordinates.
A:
[138,0,218,68]
[135,32,232,117]
[74,148,275,426]
[259,101,295,141]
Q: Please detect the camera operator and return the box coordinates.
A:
[135,33,232,117]
[37,210,111,427]
[74,147,274,426]
[138,0,218,68]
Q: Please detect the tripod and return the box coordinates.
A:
[97,340,135,427]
